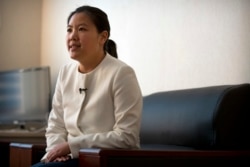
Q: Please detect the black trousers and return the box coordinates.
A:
[31,159,78,167]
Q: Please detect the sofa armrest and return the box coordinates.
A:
[9,143,46,167]
[79,148,250,167]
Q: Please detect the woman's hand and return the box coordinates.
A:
[53,155,71,162]
[45,142,71,163]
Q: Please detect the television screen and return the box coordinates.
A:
[0,66,51,126]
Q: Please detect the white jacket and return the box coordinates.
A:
[43,54,142,159]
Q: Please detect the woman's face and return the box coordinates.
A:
[66,12,107,61]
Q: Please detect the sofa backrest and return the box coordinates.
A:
[140,83,250,150]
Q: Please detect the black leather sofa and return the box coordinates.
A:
[79,83,250,167]
[9,83,250,167]
[140,83,250,150]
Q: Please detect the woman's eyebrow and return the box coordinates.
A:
[67,23,88,27]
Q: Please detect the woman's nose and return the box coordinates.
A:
[69,30,78,40]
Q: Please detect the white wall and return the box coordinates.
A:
[41,0,250,95]
[0,0,42,71]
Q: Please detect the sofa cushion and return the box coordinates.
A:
[140,84,250,150]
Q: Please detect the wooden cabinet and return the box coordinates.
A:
[0,141,10,167]
[0,131,46,144]
[0,130,45,167]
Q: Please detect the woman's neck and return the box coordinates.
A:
[78,52,106,73]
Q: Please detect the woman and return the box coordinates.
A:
[32,5,142,167]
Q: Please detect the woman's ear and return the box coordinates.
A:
[100,30,108,44]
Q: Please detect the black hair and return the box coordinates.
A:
[67,5,118,58]
[105,39,117,58]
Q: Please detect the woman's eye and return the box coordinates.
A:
[79,27,87,31]
[67,28,72,33]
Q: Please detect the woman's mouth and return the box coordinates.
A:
[69,44,81,51]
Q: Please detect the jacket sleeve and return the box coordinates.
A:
[41,69,68,161]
